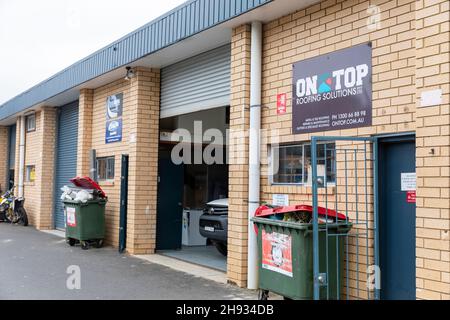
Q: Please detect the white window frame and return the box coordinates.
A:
[25,165,36,183]
[269,142,336,186]
[96,156,115,181]
[26,113,36,132]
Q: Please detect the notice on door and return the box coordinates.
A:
[261,230,293,277]
[401,172,416,191]
[66,207,76,227]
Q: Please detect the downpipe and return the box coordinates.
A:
[18,116,25,198]
[247,21,262,290]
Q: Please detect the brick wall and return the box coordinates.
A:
[415,0,450,300]
[227,24,252,287]
[125,68,161,255]
[77,89,94,177]
[21,108,57,229]
[90,78,132,246]
[79,67,160,253]
[229,0,449,299]
[0,127,9,192]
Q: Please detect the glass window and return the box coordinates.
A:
[271,143,336,185]
[26,165,35,182]
[97,157,115,181]
[26,114,36,132]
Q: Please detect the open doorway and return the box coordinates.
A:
[156,107,229,272]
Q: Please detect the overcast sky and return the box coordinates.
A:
[0,0,187,104]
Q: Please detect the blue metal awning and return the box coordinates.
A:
[0,0,272,121]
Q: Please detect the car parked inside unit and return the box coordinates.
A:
[199,198,228,256]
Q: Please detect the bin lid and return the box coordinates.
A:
[255,204,347,220]
[70,177,107,198]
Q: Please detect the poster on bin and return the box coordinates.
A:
[66,207,76,227]
[292,43,372,134]
[261,230,293,277]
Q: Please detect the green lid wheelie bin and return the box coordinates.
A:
[251,204,352,300]
[63,177,108,250]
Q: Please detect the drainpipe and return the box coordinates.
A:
[18,115,25,198]
[247,21,262,290]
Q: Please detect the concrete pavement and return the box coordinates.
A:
[0,223,256,300]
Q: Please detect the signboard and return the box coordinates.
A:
[292,43,372,134]
[66,207,76,227]
[272,194,289,206]
[105,119,123,144]
[277,93,287,115]
[106,93,123,143]
[401,172,416,191]
[261,230,293,277]
[407,191,416,203]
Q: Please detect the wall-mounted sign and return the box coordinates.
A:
[292,43,372,134]
[106,93,123,143]
[106,93,123,119]
[106,119,123,144]
[277,93,287,115]
[272,194,289,206]
[420,89,442,107]
[401,172,416,191]
[407,191,416,203]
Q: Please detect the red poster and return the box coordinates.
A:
[66,207,77,227]
[261,230,293,277]
[407,191,416,203]
[277,93,287,114]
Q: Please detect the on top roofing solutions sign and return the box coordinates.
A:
[292,43,372,134]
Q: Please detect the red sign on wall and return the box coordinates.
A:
[407,191,416,203]
[277,93,287,115]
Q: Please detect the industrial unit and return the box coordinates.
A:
[0,0,449,300]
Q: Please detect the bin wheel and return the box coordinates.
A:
[67,238,76,247]
[81,241,90,250]
[258,290,269,300]
[94,239,104,248]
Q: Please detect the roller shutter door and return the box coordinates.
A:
[160,44,231,118]
[54,101,79,230]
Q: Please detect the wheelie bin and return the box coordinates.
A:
[251,205,352,300]
[63,177,108,250]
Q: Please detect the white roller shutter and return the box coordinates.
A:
[160,44,231,118]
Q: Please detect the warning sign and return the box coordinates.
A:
[407,191,416,203]
[277,93,287,115]
[66,207,76,227]
[261,230,293,277]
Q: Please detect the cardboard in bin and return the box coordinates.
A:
[256,204,347,220]
[70,177,107,199]
[253,204,348,234]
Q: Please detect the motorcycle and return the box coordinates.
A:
[0,187,28,226]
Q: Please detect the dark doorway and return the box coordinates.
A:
[119,155,129,253]
[156,157,184,250]
[378,135,416,300]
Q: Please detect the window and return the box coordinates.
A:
[26,165,35,183]
[270,142,336,186]
[26,114,36,132]
[96,157,115,181]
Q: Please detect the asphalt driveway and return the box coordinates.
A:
[0,223,256,300]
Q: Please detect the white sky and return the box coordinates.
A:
[0,0,187,104]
